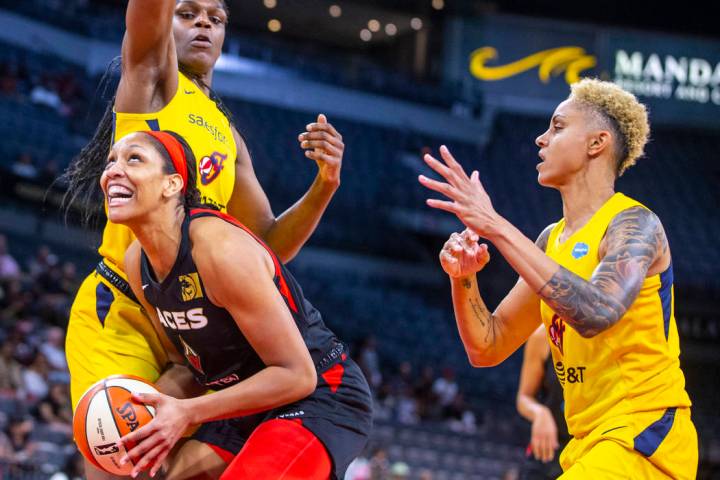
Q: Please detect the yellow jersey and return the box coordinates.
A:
[540,192,691,438]
[99,72,237,272]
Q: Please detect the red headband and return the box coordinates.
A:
[144,131,188,194]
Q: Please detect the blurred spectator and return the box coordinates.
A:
[345,455,371,480]
[414,365,437,420]
[11,153,38,180]
[28,245,58,278]
[30,79,63,112]
[358,335,382,390]
[418,469,434,480]
[37,382,72,434]
[40,326,68,372]
[22,352,50,403]
[0,235,21,281]
[369,447,390,480]
[0,340,23,394]
[432,368,459,412]
[49,452,85,480]
[445,392,477,434]
[389,461,410,480]
[6,416,37,465]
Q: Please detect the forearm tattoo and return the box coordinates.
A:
[539,207,667,338]
[468,295,500,347]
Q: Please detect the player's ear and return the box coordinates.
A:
[587,130,611,158]
[163,173,185,199]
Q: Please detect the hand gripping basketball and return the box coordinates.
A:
[118,391,192,478]
[440,228,491,278]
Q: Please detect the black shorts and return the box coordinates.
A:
[193,351,373,479]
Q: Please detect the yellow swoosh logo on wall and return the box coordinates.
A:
[469,46,597,84]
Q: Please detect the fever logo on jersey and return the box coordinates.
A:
[179,273,203,302]
[549,314,565,355]
[199,152,226,185]
[179,336,204,374]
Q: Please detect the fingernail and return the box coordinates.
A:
[301,141,308,147]
[305,151,312,157]
[119,456,127,465]
[306,124,313,130]
[131,472,137,479]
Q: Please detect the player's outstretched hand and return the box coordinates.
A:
[418,145,502,238]
[118,392,191,478]
[440,229,490,278]
[298,113,344,185]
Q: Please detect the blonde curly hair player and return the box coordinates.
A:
[419,78,697,479]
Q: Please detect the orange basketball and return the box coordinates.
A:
[72,375,158,475]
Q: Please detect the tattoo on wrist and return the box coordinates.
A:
[461,278,472,289]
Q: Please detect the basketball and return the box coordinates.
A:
[72,375,158,475]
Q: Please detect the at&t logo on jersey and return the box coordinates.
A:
[199,152,227,185]
[155,307,208,330]
[554,361,586,386]
[549,314,565,355]
[179,273,203,302]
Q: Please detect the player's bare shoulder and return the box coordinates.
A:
[600,206,670,275]
[189,215,274,278]
[536,223,557,251]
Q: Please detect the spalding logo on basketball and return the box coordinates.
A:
[72,375,158,475]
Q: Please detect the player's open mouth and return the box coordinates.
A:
[191,35,212,48]
[107,184,134,206]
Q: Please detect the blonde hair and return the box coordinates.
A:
[569,78,650,176]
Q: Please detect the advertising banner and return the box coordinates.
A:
[446,15,720,127]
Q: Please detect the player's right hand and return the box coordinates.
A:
[439,228,490,278]
[531,406,559,463]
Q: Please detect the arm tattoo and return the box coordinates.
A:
[539,207,667,338]
[535,223,556,252]
[468,297,498,345]
[461,278,472,289]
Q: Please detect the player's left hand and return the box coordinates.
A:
[418,145,502,239]
[117,392,191,478]
[298,113,344,185]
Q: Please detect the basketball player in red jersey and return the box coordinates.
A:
[64,1,346,478]
[100,130,372,479]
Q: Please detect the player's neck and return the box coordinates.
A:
[558,176,615,236]
[186,70,214,95]
[132,207,185,283]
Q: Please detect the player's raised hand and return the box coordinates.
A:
[118,392,191,478]
[298,114,344,185]
[419,145,502,238]
[440,229,490,278]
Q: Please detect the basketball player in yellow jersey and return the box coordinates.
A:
[63,1,345,477]
[419,78,697,479]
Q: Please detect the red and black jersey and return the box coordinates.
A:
[139,208,340,390]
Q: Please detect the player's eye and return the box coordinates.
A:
[178,11,194,19]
